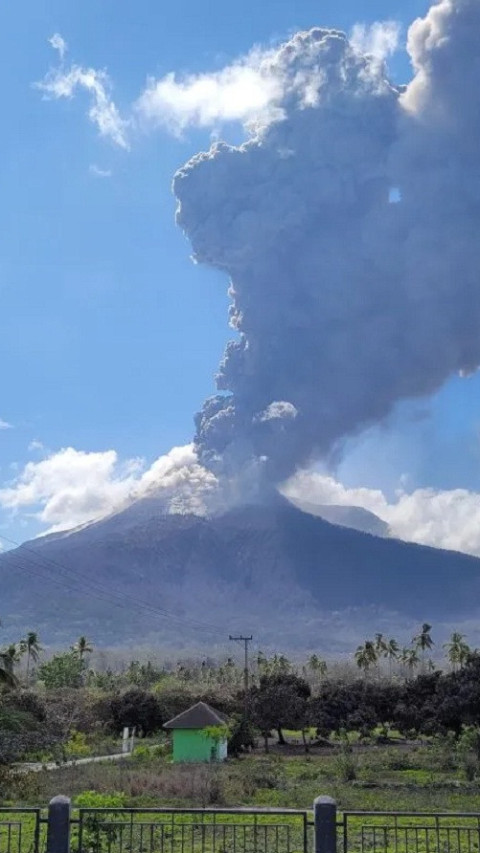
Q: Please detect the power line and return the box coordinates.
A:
[0,532,228,639]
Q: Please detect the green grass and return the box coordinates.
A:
[3,742,480,853]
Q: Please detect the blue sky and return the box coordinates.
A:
[2,0,480,549]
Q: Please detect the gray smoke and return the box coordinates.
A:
[174,0,480,489]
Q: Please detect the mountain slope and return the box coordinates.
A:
[0,496,479,649]
[286,499,390,537]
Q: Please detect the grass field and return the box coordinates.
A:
[2,743,480,853]
[4,740,480,812]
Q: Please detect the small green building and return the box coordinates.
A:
[164,701,229,763]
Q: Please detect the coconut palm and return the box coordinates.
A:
[413,623,434,671]
[443,632,470,672]
[374,633,388,655]
[355,641,377,675]
[0,620,16,687]
[0,659,16,686]
[0,644,21,686]
[400,646,420,674]
[72,636,93,660]
[308,654,328,677]
[385,638,399,677]
[20,631,42,681]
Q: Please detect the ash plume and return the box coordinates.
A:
[174,0,480,490]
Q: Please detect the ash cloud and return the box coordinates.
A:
[174,0,480,490]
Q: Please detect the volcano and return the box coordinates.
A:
[0,495,479,651]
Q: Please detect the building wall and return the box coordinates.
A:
[172,729,227,763]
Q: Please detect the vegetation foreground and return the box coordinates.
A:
[2,624,480,818]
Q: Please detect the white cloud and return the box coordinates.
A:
[350,20,401,61]
[4,440,480,558]
[89,164,112,178]
[38,23,401,142]
[135,50,282,134]
[0,444,216,535]
[36,39,129,150]
[0,419,12,430]
[28,439,45,452]
[283,470,480,558]
[49,33,67,61]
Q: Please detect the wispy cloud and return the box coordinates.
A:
[36,35,129,149]
[350,20,401,61]
[49,33,67,61]
[0,419,12,430]
[89,164,112,178]
[37,23,401,145]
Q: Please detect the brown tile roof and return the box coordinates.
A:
[163,701,229,730]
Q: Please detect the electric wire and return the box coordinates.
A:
[0,532,228,639]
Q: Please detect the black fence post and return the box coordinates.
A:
[46,796,71,853]
[314,796,337,853]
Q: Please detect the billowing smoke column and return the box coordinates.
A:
[174,0,480,490]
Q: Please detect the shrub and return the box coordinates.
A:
[65,731,92,760]
[334,743,357,782]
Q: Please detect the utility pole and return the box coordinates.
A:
[229,634,253,714]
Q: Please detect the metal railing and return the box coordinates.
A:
[341,811,480,853]
[4,793,480,853]
[0,809,43,853]
[74,807,312,853]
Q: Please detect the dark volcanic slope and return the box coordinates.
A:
[0,497,479,647]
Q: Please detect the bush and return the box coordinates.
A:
[102,690,164,736]
[334,743,357,782]
[65,731,92,760]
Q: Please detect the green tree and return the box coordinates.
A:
[308,654,328,677]
[385,638,399,676]
[443,632,470,672]
[72,636,93,660]
[354,641,377,675]
[20,631,42,682]
[39,651,85,689]
[1,644,21,682]
[400,646,420,673]
[0,650,17,687]
[374,633,388,656]
[0,620,17,687]
[250,672,310,751]
[413,623,434,671]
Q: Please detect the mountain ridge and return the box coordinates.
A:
[1,495,479,650]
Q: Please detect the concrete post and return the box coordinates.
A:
[314,796,337,853]
[46,796,71,853]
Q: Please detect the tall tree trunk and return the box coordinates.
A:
[263,734,269,754]
[277,727,286,745]
[301,729,309,754]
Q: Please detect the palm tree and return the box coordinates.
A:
[413,623,434,671]
[20,631,42,681]
[374,634,388,673]
[374,633,388,655]
[400,646,420,674]
[443,632,471,672]
[0,644,21,685]
[355,641,377,675]
[0,620,16,687]
[385,638,399,677]
[308,654,328,677]
[0,659,16,686]
[72,636,93,660]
